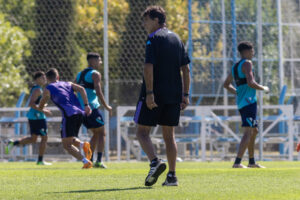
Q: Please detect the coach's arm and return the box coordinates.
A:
[144,63,158,110]
[180,64,190,110]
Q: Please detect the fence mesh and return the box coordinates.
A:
[1,0,300,107]
[1,0,300,160]
[189,0,300,106]
[0,0,189,107]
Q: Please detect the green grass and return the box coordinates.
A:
[1,161,300,200]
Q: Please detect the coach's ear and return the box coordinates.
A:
[57,75,60,80]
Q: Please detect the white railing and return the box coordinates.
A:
[0,107,88,160]
[1,105,299,161]
[117,105,299,161]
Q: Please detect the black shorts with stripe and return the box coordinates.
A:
[239,102,258,127]
[83,109,104,129]
[28,119,47,136]
[134,99,180,127]
[61,114,83,138]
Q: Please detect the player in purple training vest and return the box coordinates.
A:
[38,68,93,169]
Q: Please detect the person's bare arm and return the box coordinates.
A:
[144,63,154,92]
[223,73,237,95]
[181,64,190,95]
[71,82,91,115]
[180,64,191,110]
[29,89,42,111]
[92,72,112,115]
[242,61,269,92]
[144,63,157,110]
[30,89,52,116]
[38,89,50,112]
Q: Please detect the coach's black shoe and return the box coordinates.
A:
[162,174,178,186]
[145,160,166,186]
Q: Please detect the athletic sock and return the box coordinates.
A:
[13,141,20,146]
[168,171,176,177]
[79,142,84,149]
[150,158,159,167]
[90,154,94,162]
[79,142,86,158]
[97,152,103,163]
[249,158,255,165]
[234,157,242,165]
[82,158,89,164]
[38,156,43,162]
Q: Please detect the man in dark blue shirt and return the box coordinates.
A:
[134,5,190,187]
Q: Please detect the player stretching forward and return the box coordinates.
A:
[75,53,112,168]
[39,68,93,168]
[223,41,269,168]
[6,71,52,165]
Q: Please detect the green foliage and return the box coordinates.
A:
[0,14,29,106]
[75,0,129,74]
[26,0,81,81]
[165,0,189,42]
[0,0,35,31]
[0,0,289,106]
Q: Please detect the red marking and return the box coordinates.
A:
[297,143,300,152]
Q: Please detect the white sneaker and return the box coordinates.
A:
[232,164,248,168]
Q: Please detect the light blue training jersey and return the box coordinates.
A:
[231,59,257,109]
[26,85,46,120]
[76,67,100,110]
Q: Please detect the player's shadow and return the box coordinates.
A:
[52,187,152,194]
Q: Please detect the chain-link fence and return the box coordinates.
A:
[0,0,189,158]
[1,0,300,107]
[188,0,300,106]
[1,0,300,160]
[0,0,189,108]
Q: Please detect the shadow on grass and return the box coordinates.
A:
[50,187,153,194]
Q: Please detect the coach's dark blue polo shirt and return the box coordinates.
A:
[139,27,190,104]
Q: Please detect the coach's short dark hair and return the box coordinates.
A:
[238,41,254,53]
[46,68,59,81]
[33,71,45,80]
[142,5,166,25]
[87,52,100,61]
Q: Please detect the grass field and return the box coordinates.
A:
[1,161,300,200]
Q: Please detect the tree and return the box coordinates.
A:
[75,0,129,76]
[26,0,81,81]
[0,0,35,32]
[0,14,30,106]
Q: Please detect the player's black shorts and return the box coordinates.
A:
[83,109,104,129]
[61,114,83,138]
[239,102,258,128]
[134,99,181,127]
[28,119,47,136]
